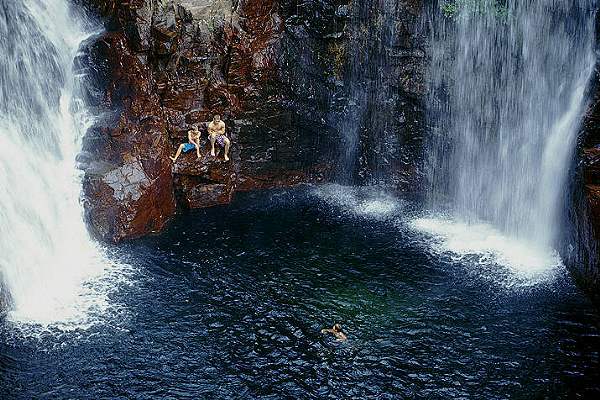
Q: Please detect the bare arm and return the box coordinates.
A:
[218,121,226,135]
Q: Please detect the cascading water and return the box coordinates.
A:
[425,1,596,258]
[0,0,109,325]
[333,0,400,185]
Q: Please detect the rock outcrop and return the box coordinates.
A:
[77,32,176,242]
[171,124,240,209]
[560,9,600,305]
[77,0,426,242]
[564,63,600,304]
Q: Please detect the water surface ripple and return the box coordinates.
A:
[1,188,599,399]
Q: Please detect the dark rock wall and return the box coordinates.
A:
[329,0,426,187]
[77,32,176,243]
[564,35,600,304]
[76,0,426,242]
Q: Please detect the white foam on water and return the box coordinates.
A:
[313,184,401,220]
[410,216,563,287]
[6,256,133,336]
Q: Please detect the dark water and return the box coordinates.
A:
[1,187,600,399]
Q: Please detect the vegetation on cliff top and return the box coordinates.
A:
[441,0,510,20]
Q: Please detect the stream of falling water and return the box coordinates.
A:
[333,0,400,185]
[0,0,117,328]
[422,0,596,272]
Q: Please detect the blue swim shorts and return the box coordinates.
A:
[183,143,197,153]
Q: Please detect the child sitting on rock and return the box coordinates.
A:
[170,125,201,162]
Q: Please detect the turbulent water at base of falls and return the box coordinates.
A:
[0,0,109,326]
[426,0,597,251]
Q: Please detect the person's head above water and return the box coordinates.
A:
[213,115,221,122]
[333,323,342,332]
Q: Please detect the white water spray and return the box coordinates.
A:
[424,0,596,267]
[0,0,111,325]
[314,184,402,220]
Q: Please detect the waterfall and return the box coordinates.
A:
[333,0,400,185]
[0,0,106,324]
[426,0,596,251]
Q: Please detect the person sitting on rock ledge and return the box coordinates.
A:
[170,125,201,163]
[321,323,347,341]
[208,114,231,162]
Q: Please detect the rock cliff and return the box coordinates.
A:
[76,31,176,242]
[74,0,600,309]
[76,0,426,242]
[565,64,600,305]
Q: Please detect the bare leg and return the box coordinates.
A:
[170,144,185,162]
[210,134,216,157]
[194,143,201,159]
[223,137,231,162]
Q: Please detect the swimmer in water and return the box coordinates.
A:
[321,323,347,341]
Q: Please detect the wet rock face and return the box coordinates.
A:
[78,0,426,241]
[77,32,176,243]
[561,10,600,305]
[345,0,426,188]
[565,65,600,304]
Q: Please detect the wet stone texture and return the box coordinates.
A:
[566,59,600,305]
[77,32,176,243]
[564,7,600,305]
[328,0,427,187]
[77,0,427,241]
